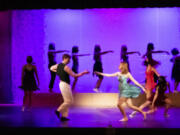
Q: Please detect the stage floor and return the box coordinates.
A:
[0,106,180,128]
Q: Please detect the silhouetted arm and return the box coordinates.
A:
[151,50,169,55]
[126,51,141,56]
[48,50,69,54]
[97,50,114,55]
[73,54,91,57]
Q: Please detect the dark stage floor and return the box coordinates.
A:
[0,106,180,134]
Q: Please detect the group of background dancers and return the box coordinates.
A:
[20,42,180,122]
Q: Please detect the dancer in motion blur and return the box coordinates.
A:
[50,54,89,121]
[120,45,141,72]
[146,76,172,118]
[170,48,180,93]
[48,43,69,93]
[93,45,113,93]
[95,62,147,122]
[71,46,90,91]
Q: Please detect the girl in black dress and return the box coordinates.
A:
[48,43,69,92]
[120,45,141,72]
[93,45,113,92]
[21,56,39,111]
[170,48,180,93]
[71,46,90,91]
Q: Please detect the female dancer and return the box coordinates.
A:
[95,62,147,122]
[129,58,161,118]
[170,48,180,93]
[93,45,113,92]
[48,43,69,92]
[146,76,172,117]
[71,46,90,91]
[20,56,39,111]
[120,45,141,72]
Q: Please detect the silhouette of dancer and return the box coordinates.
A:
[71,46,90,91]
[48,43,69,92]
[93,45,113,93]
[95,62,147,122]
[170,48,180,93]
[20,56,39,112]
[50,54,89,121]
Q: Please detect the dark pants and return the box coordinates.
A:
[49,70,56,89]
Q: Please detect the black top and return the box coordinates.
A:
[57,63,70,84]
[121,53,129,63]
[21,68,39,91]
[48,52,57,68]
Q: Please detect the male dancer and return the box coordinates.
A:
[50,54,89,121]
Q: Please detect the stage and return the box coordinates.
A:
[0,105,180,134]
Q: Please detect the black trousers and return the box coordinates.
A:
[49,70,56,89]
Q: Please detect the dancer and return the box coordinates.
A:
[48,43,69,93]
[50,54,89,121]
[93,45,113,92]
[120,45,141,72]
[95,62,147,122]
[146,76,172,118]
[129,58,160,118]
[170,48,180,93]
[71,46,90,91]
[142,43,169,83]
[20,56,39,112]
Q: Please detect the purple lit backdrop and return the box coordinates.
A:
[12,8,180,104]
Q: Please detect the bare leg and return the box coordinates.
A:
[130,100,151,117]
[94,78,103,92]
[72,77,78,91]
[117,97,128,121]
[174,81,179,92]
[129,90,152,117]
[22,91,28,111]
[95,78,103,89]
[126,99,147,120]
[164,98,172,117]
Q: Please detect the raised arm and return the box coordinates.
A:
[48,50,69,54]
[64,65,89,78]
[126,51,141,56]
[97,50,114,55]
[95,71,118,77]
[73,53,91,57]
[50,64,58,72]
[127,73,146,93]
[151,50,169,55]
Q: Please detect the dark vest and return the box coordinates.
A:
[57,63,70,84]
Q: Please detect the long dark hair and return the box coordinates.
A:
[156,76,167,92]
